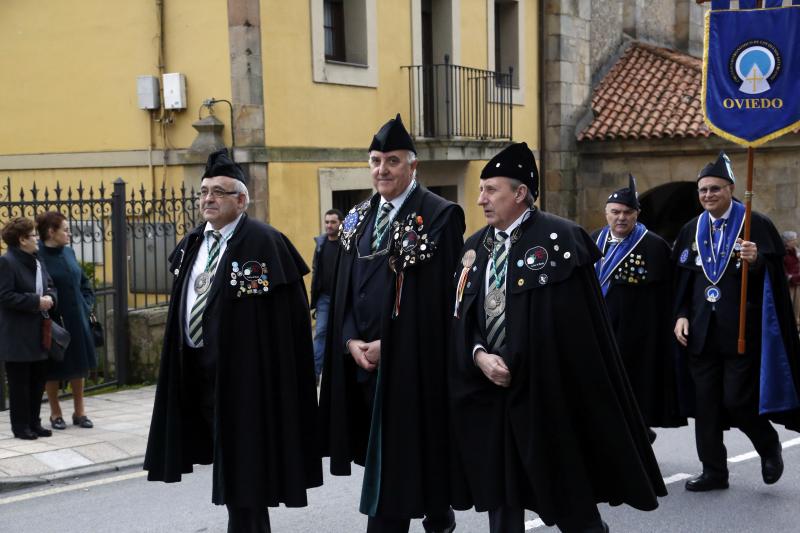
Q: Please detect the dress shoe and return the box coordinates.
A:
[13,429,38,440]
[73,414,94,428]
[761,448,784,485]
[50,416,67,430]
[685,473,729,492]
[647,428,657,444]
[31,425,53,437]
[602,521,610,533]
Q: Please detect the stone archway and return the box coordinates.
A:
[638,181,703,245]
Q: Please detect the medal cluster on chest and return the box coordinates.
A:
[613,254,647,285]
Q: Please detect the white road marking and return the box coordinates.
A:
[0,470,147,506]
[524,436,800,530]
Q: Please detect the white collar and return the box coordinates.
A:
[379,179,416,210]
[709,202,733,223]
[203,213,243,238]
[494,208,531,238]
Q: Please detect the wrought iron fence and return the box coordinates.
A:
[402,55,513,141]
[0,177,201,409]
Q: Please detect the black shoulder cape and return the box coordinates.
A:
[672,210,800,431]
[145,214,322,508]
[450,210,666,526]
[318,186,465,518]
[590,228,686,428]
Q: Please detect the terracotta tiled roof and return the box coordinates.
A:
[578,42,711,142]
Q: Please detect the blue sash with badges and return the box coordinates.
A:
[594,223,647,296]
[695,200,745,288]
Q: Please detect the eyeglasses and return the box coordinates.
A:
[198,188,240,199]
[697,185,728,195]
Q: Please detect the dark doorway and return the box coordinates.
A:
[333,189,372,215]
[638,182,703,245]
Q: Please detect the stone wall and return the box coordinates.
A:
[128,306,168,383]
[577,136,800,236]
[590,0,622,79]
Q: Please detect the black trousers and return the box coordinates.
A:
[689,338,780,476]
[488,505,605,533]
[226,505,271,533]
[366,508,455,533]
[5,360,48,434]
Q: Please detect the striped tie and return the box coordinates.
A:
[486,231,508,352]
[371,201,394,252]
[188,230,222,347]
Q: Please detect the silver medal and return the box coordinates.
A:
[194,271,212,295]
[485,288,506,317]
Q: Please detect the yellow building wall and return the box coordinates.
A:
[0,0,232,155]
[261,1,413,149]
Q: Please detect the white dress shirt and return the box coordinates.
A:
[184,213,243,347]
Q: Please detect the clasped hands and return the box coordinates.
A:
[348,339,381,372]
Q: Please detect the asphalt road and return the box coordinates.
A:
[1,422,799,533]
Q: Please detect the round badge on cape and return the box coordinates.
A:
[343,211,359,232]
[705,285,722,303]
[462,249,477,268]
[680,249,689,264]
[523,246,548,271]
[401,230,419,252]
[695,255,703,266]
[241,261,264,281]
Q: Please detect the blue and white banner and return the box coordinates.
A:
[702,3,800,147]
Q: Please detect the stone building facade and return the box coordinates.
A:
[541,0,799,240]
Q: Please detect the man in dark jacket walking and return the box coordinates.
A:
[144,149,321,533]
[310,208,343,383]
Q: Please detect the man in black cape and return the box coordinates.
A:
[318,114,465,533]
[450,143,666,533]
[673,151,800,492]
[145,149,321,532]
[592,174,686,443]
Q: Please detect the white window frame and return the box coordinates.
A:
[310,0,378,87]
[318,167,375,231]
[487,0,525,105]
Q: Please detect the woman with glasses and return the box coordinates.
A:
[36,211,97,430]
[0,217,57,440]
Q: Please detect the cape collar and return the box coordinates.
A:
[594,223,648,295]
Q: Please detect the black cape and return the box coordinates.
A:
[591,228,686,428]
[672,210,800,431]
[450,210,666,526]
[144,214,322,508]
[318,186,465,519]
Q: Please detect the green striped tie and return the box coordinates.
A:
[371,202,394,252]
[188,230,222,347]
[486,231,508,352]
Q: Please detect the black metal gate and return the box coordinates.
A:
[0,177,201,409]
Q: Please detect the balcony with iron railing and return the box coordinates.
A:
[402,55,513,143]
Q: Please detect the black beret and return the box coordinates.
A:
[606,174,640,210]
[202,148,247,183]
[697,151,735,184]
[369,114,416,154]
[480,142,539,200]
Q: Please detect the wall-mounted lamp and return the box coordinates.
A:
[200,98,235,155]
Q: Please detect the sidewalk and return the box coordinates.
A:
[0,385,154,490]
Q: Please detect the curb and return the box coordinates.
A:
[0,456,144,494]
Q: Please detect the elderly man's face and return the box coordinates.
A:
[478,177,528,230]
[697,176,734,218]
[605,202,639,238]
[199,176,246,229]
[369,150,416,202]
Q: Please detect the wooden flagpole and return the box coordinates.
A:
[738,147,754,354]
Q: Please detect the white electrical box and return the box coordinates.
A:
[136,75,160,110]
[162,73,187,110]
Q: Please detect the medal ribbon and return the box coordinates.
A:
[695,200,746,286]
[594,223,648,296]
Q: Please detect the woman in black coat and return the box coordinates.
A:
[0,217,57,440]
[36,211,97,430]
